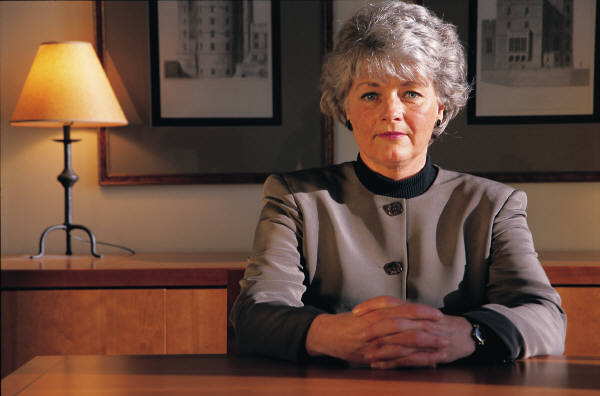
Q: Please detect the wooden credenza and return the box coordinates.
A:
[2,251,599,378]
[1,253,247,378]
[537,251,600,357]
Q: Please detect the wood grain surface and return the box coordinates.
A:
[2,355,599,396]
[555,287,600,355]
[166,289,227,354]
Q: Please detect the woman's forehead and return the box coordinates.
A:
[352,70,432,89]
[354,58,431,87]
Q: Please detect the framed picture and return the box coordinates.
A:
[467,0,600,124]
[418,0,599,182]
[149,1,281,126]
[95,0,333,185]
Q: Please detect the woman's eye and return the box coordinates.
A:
[404,91,421,99]
[360,92,379,101]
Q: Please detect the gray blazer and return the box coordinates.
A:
[231,162,566,361]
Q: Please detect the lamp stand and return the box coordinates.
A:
[31,125,103,259]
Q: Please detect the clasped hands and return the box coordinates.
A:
[305,296,475,369]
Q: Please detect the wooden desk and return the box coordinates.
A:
[2,252,599,379]
[1,253,248,378]
[2,354,599,396]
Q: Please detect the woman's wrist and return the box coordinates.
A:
[451,315,477,360]
[305,314,330,357]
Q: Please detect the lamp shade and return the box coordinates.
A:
[10,41,127,128]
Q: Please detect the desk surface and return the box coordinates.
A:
[2,354,599,396]
[1,253,248,289]
[2,251,600,288]
[0,253,249,271]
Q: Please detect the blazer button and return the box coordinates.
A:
[383,261,403,275]
[383,202,403,216]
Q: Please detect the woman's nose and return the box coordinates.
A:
[381,94,403,121]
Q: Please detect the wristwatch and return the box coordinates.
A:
[471,322,486,348]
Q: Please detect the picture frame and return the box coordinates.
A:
[467,0,600,124]
[95,0,333,185]
[148,1,281,126]
[418,0,600,182]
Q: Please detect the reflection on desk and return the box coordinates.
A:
[2,354,599,396]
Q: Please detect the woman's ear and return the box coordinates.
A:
[345,119,353,131]
[344,107,353,131]
[437,104,445,120]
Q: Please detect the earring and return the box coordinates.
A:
[345,120,353,131]
[435,119,441,127]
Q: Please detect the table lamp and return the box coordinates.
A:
[10,41,128,258]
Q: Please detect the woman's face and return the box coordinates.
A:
[345,73,444,180]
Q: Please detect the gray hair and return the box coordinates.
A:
[320,0,470,139]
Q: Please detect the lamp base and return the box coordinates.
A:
[30,125,103,259]
[31,223,103,259]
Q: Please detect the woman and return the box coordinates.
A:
[231,1,565,368]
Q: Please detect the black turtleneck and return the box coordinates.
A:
[353,154,438,198]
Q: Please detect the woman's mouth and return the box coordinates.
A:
[376,131,408,140]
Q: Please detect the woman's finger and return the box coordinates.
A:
[354,297,442,322]
[364,329,450,351]
[352,296,405,316]
[360,316,435,341]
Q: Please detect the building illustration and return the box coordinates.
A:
[164,0,269,79]
[480,0,589,86]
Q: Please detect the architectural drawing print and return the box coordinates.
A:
[480,0,589,86]
[164,0,269,79]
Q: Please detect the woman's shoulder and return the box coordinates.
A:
[432,166,517,200]
[265,162,356,194]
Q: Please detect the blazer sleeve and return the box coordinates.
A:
[230,174,325,361]
[472,189,567,358]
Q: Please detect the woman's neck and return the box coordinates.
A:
[360,153,428,180]
[353,154,438,198]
